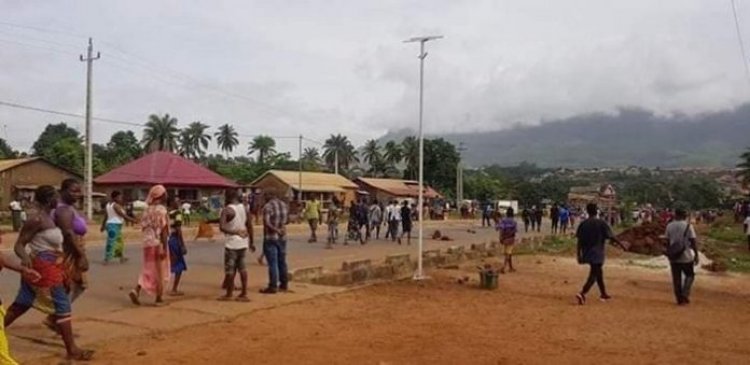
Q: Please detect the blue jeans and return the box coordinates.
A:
[263,239,288,290]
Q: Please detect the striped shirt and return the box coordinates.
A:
[263,198,289,240]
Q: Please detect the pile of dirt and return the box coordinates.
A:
[616,222,666,256]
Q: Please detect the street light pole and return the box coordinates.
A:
[404,35,442,280]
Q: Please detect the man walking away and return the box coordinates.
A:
[303,196,321,243]
[575,203,627,305]
[400,201,412,245]
[534,207,543,233]
[388,201,401,244]
[559,205,570,235]
[482,201,492,227]
[219,189,254,302]
[665,208,699,305]
[550,204,560,234]
[260,189,289,294]
[521,207,531,233]
[357,200,370,243]
[369,200,383,240]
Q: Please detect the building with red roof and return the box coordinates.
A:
[95,151,237,202]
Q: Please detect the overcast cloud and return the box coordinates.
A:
[1,0,749,156]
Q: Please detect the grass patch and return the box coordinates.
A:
[516,235,577,256]
[701,237,750,273]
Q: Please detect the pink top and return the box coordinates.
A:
[141,205,168,248]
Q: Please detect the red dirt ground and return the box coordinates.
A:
[38,256,750,365]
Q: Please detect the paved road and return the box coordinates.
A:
[0,219,548,326]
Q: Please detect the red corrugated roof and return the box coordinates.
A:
[94,151,237,188]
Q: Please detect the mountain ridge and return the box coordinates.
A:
[379,105,750,168]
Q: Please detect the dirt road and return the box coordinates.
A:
[36,255,750,365]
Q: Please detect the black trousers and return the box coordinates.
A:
[581,263,607,296]
[669,262,695,303]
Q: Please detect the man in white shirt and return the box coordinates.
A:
[9,198,23,232]
[665,208,699,305]
[386,201,401,243]
[181,201,192,226]
[219,189,254,302]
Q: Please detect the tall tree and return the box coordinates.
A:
[32,123,80,155]
[362,139,386,177]
[423,138,460,196]
[46,137,85,173]
[179,121,211,159]
[401,136,419,180]
[97,130,142,172]
[215,124,239,155]
[0,138,16,159]
[739,147,750,187]
[248,135,277,165]
[301,147,322,171]
[322,134,359,173]
[142,113,179,152]
[383,140,403,166]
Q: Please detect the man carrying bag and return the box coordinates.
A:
[664,208,699,306]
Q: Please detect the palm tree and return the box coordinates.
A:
[383,140,403,166]
[179,122,211,159]
[322,134,359,173]
[248,135,277,165]
[402,136,419,180]
[215,124,239,155]
[362,139,385,177]
[142,113,179,152]
[301,147,322,170]
[738,147,750,187]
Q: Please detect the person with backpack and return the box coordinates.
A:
[575,203,627,305]
[665,208,699,305]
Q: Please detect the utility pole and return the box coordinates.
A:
[298,134,303,201]
[80,38,100,220]
[457,142,466,203]
[404,35,443,280]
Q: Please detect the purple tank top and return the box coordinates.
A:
[52,203,88,236]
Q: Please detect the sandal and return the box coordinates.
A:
[67,349,95,361]
[128,291,141,306]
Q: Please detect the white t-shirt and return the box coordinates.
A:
[224,204,249,250]
[665,220,697,264]
[744,217,750,236]
[106,202,124,224]
[181,202,192,215]
[9,201,21,211]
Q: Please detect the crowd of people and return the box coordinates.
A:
[0,180,294,362]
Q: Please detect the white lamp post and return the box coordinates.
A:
[404,35,443,280]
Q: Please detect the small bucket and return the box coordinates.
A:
[479,271,499,290]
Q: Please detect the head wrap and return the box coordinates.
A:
[146,185,167,205]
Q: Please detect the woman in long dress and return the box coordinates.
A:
[128,185,170,306]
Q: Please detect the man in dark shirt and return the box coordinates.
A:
[575,203,627,305]
[550,204,560,234]
[400,201,413,245]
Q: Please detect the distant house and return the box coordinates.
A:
[94,151,237,202]
[250,170,359,208]
[0,157,82,211]
[354,177,443,204]
[567,184,617,207]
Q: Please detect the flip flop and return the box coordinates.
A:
[67,349,95,361]
[128,291,141,306]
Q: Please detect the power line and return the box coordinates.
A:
[731,0,750,89]
[0,21,87,39]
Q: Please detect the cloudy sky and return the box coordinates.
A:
[1,0,749,156]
